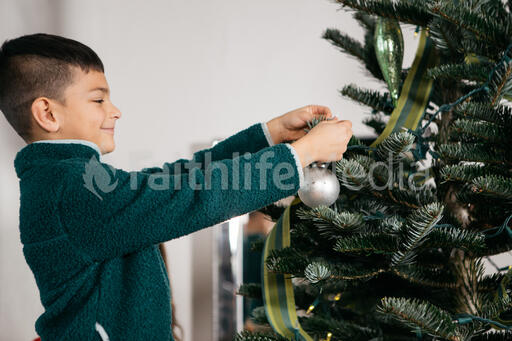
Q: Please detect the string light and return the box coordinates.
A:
[334,293,342,301]
[306,296,321,314]
[320,332,333,341]
[455,314,512,330]
[414,25,420,37]
[484,213,512,239]
[306,305,315,314]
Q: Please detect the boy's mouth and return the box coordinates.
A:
[101,127,115,135]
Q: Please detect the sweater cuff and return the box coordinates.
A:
[283,143,304,189]
[260,122,275,147]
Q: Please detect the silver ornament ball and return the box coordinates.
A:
[298,162,340,208]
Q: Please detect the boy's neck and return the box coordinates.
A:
[31,139,102,157]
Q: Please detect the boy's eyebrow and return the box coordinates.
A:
[89,87,110,95]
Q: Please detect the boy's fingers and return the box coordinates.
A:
[309,104,332,117]
[338,120,352,127]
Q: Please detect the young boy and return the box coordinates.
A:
[0,33,352,340]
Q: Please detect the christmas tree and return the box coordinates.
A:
[237,1,512,340]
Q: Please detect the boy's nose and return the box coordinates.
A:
[111,105,122,119]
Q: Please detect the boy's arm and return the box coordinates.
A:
[140,122,275,175]
[58,142,304,262]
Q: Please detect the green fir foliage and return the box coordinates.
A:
[239,1,512,340]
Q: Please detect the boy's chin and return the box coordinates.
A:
[101,140,115,155]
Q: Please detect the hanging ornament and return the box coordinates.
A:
[374,17,404,107]
[298,162,340,208]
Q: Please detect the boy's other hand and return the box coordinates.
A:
[266,104,334,144]
[290,117,353,168]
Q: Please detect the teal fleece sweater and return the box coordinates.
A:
[13,122,305,341]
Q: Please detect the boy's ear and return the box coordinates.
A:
[31,97,61,133]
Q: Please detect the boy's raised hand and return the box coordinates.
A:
[266,104,334,144]
[295,118,352,165]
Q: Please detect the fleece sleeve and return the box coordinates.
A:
[58,142,304,262]
[140,122,275,175]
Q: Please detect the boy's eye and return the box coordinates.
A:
[94,99,104,104]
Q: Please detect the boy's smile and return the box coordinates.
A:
[30,66,122,155]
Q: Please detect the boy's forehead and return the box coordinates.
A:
[70,67,110,95]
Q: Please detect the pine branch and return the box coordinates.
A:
[237,283,262,300]
[333,233,398,255]
[235,331,287,341]
[330,263,386,280]
[428,1,511,48]
[373,185,438,210]
[437,143,512,165]
[428,16,465,58]
[377,297,459,341]
[299,314,379,341]
[249,306,270,326]
[333,0,432,26]
[336,158,371,191]
[478,273,506,294]
[391,202,444,266]
[455,190,512,230]
[470,332,512,341]
[440,163,511,184]
[249,237,265,253]
[363,115,387,135]
[487,50,512,105]
[295,206,366,240]
[452,257,484,317]
[347,192,390,214]
[322,28,365,59]
[478,294,512,322]
[461,35,503,60]
[454,103,512,129]
[353,11,375,31]
[323,13,384,80]
[304,261,333,283]
[474,0,510,23]
[391,264,457,288]
[290,221,322,251]
[341,84,394,114]
[379,215,406,233]
[480,235,512,257]
[470,175,512,202]
[375,131,415,164]
[257,204,286,222]
[265,247,310,274]
[420,226,486,254]
[450,119,509,144]
[427,63,492,82]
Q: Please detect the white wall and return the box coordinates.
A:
[0,1,428,340]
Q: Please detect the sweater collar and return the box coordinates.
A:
[14,139,102,178]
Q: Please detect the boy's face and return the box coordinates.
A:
[33,66,122,155]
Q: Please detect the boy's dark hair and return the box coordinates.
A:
[0,33,104,142]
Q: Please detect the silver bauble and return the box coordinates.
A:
[298,162,340,208]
